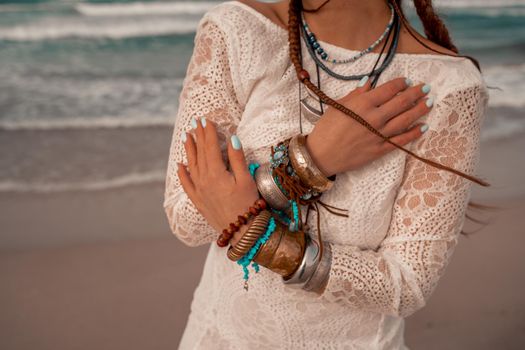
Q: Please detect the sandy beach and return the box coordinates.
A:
[1,124,525,349]
[1,0,524,348]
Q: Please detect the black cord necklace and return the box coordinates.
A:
[298,7,401,133]
[300,8,401,83]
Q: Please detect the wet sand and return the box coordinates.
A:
[1,130,525,349]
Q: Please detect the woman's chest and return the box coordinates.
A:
[236,62,411,249]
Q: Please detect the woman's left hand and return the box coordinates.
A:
[176,117,260,246]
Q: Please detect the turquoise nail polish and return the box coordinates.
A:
[425,97,434,108]
[181,131,187,142]
[422,84,431,94]
[357,75,369,87]
[231,135,242,150]
[190,117,198,129]
[420,124,429,133]
[405,78,413,86]
[200,117,206,127]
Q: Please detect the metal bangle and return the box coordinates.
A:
[254,162,290,211]
[302,240,332,294]
[288,133,334,193]
[227,210,271,262]
[281,232,321,289]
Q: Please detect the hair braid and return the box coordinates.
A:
[412,0,458,53]
[391,0,481,71]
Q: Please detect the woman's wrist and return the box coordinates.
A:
[304,133,336,178]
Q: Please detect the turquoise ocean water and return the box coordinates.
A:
[0,0,524,192]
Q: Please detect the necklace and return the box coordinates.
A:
[300,10,401,82]
[298,8,401,126]
[301,3,395,64]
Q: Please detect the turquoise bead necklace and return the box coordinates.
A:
[299,6,401,83]
[301,3,395,64]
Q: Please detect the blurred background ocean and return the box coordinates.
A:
[0,0,524,195]
[1,1,524,349]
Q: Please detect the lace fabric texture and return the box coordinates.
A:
[163,2,489,349]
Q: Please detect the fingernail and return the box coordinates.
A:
[422,84,431,94]
[231,135,242,150]
[425,96,434,108]
[190,117,198,129]
[420,124,429,133]
[405,78,413,86]
[357,75,369,87]
[181,131,187,142]
[200,117,206,128]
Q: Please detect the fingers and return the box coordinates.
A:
[201,118,228,173]
[182,127,199,180]
[365,77,411,107]
[379,122,428,154]
[376,83,432,124]
[176,161,198,202]
[337,75,372,104]
[193,117,207,176]
[227,134,253,185]
[381,95,434,137]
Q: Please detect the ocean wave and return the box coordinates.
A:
[0,117,174,131]
[75,1,219,17]
[0,16,199,41]
[0,171,166,193]
[445,7,525,17]
[481,115,525,143]
[484,64,525,108]
[434,0,525,8]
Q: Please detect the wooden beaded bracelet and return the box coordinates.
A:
[216,198,268,247]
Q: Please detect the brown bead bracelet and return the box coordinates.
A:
[216,198,268,248]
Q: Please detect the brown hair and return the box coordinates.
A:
[288,0,496,235]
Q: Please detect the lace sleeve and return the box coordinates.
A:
[163,16,244,247]
[316,83,489,317]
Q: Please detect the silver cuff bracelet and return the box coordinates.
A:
[302,240,332,294]
[254,162,290,211]
[281,232,320,289]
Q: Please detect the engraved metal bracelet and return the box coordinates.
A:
[254,162,290,211]
[281,232,321,289]
[288,133,335,193]
[302,239,332,294]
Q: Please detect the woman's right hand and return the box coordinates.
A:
[305,76,434,177]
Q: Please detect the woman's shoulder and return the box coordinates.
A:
[200,0,283,36]
[403,50,488,102]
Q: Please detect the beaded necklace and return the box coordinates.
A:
[298,9,401,126]
[300,8,401,83]
[301,3,395,64]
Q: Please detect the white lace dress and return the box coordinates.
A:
[163,2,489,349]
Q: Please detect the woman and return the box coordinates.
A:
[163,0,489,348]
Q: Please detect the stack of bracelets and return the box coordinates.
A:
[217,133,349,293]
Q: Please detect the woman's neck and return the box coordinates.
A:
[278,0,393,52]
